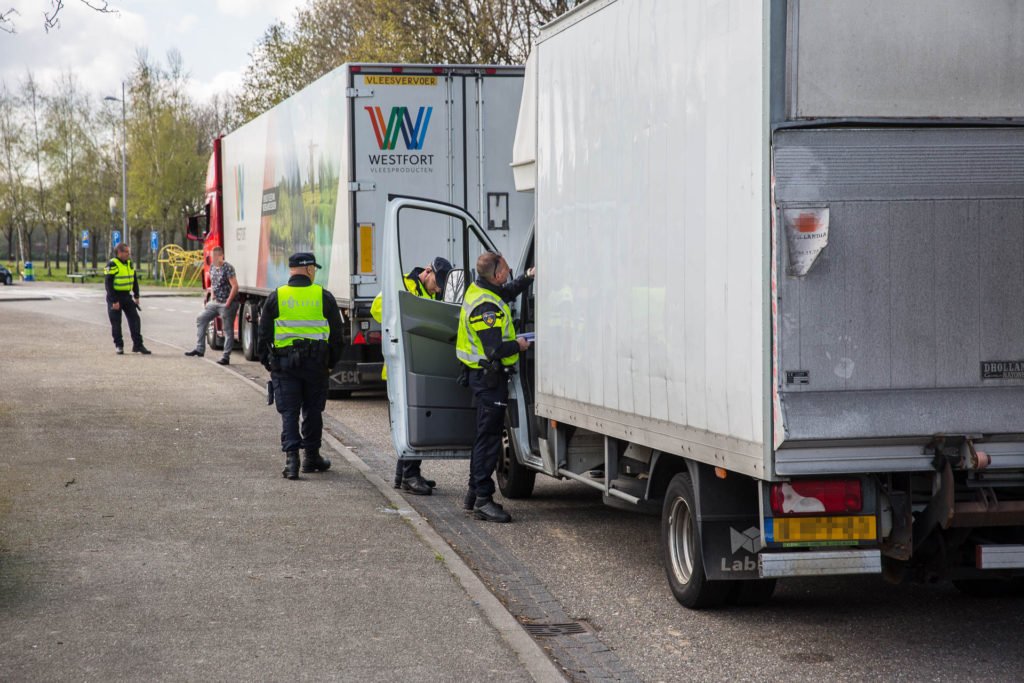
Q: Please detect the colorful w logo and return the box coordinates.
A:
[365,106,433,150]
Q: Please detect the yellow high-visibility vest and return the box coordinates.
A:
[456,283,517,369]
[273,284,329,349]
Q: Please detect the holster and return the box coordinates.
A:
[479,360,511,389]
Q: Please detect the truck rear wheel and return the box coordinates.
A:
[497,429,536,499]
[662,472,731,609]
[206,320,224,351]
[241,300,259,361]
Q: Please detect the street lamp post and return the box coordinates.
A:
[104,82,128,247]
[109,196,117,257]
[65,202,71,275]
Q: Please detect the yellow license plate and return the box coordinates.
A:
[768,515,877,543]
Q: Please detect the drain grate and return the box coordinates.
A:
[522,621,590,638]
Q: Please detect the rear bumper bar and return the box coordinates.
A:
[759,550,881,578]
[977,545,1024,569]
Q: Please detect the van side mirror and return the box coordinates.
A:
[444,269,466,303]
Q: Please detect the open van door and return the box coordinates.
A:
[381,196,500,459]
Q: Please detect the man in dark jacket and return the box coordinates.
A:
[455,251,534,522]
[104,243,150,355]
[258,252,345,480]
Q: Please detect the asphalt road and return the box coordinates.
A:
[15,285,1024,682]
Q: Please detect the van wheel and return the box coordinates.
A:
[242,300,259,361]
[662,472,731,609]
[497,429,536,499]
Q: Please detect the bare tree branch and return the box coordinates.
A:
[0,8,19,34]
[39,0,118,33]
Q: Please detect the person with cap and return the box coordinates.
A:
[456,251,535,523]
[257,252,344,480]
[370,255,453,495]
[104,242,151,355]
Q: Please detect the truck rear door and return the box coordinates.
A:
[380,197,500,459]
[351,68,461,301]
[773,127,1024,472]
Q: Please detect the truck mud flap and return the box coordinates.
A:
[691,463,761,581]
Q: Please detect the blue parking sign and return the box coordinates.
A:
[80,229,90,248]
[112,230,121,247]
[150,230,159,252]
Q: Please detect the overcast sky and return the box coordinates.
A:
[0,0,305,102]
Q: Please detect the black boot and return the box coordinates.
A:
[473,496,511,523]
[282,451,300,480]
[401,475,432,496]
[463,488,477,511]
[301,448,331,473]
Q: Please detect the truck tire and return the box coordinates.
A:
[241,300,259,361]
[497,429,536,499]
[206,320,224,351]
[661,472,731,609]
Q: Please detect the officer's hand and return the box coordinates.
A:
[527,266,536,278]
[134,297,141,310]
[517,336,530,351]
[111,302,120,311]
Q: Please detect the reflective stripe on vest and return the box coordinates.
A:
[456,282,517,368]
[105,258,135,292]
[273,284,329,348]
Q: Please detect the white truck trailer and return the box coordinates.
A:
[382,0,1024,607]
[188,63,530,394]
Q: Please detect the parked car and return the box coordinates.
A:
[0,265,13,285]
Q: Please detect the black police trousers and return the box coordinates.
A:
[107,293,143,349]
[271,359,329,453]
[467,368,508,499]
[394,458,423,485]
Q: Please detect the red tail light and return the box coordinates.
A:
[485,68,497,75]
[770,480,862,515]
[432,67,444,75]
[352,331,366,345]
[350,65,362,73]
[391,66,403,74]
[367,331,382,344]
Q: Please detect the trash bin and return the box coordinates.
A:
[23,261,34,281]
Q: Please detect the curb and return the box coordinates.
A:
[228,370,566,683]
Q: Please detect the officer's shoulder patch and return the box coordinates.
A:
[482,311,497,327]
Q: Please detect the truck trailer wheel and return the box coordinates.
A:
[206,321,224,351]
[497,429,536,499]
[241,300,259,361]
[662,472,731,609]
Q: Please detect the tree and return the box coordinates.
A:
[235,0,582,123]
[0,1,118,34]
[127,50,209,256]
[0,81,27,267]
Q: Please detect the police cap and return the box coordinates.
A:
[288,252,322,269]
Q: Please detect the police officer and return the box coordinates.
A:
[456,252,535,522]
[371,256,453,495]
[257,252,344,480]
[105,243,150,355]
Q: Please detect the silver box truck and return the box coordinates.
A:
[189,63,530,393]
[383,0,1024,607]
